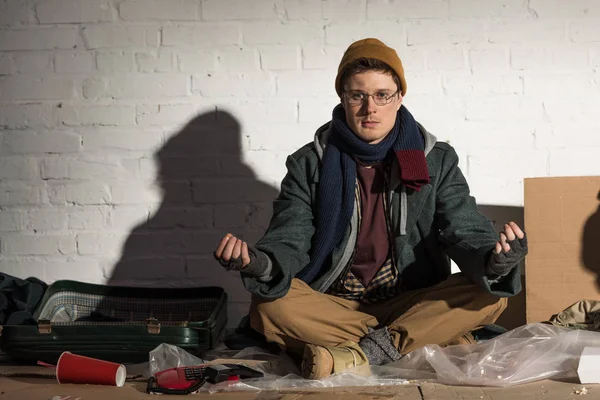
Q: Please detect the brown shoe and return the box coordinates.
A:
[301,344,334,380]
[301,341,369,380]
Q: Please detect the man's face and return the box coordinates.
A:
[341,70,403,144]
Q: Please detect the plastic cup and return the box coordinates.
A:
[56,352,126,387]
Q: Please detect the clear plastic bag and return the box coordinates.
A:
[146,344,410,392]
[207,369,410,393]
[146,323,600,390]
[148,343,207,376]
[387,322,600,386]
[211,323,600,390]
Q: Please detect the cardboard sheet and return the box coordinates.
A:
[0,376,592,400]
[524,176,600,323]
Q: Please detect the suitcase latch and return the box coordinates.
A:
[37,319,52,334]
[146,318,161,334]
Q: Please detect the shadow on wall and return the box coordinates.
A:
[105,110,279,308]
[582,190,600,290]
[477,204,526,330]
[99,118,532,329]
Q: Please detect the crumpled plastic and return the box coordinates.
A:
[147,323,600,391]
[147,343,410,392]
[386,322,600,386]
[214,346,409,392]
[149,343,207,376]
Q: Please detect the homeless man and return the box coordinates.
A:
[214,38,528,380]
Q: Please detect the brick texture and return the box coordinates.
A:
[1,0,598,328]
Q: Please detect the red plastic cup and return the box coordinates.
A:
[56,352,126,387]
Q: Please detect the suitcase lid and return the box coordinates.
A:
[33,280,227,329]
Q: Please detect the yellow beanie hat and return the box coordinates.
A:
[335,38,407,98]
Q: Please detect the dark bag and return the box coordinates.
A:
[0,273,48,326]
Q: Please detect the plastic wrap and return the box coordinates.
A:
[147,323,600,390]
[387,322,600,386]
[148,343,207,376]
[206,347,409,392]
[147,344,410,392]
[204,368,410,393]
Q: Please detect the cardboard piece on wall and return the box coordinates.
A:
[524,176,600,323]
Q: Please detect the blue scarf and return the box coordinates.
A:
[296,104,430,284]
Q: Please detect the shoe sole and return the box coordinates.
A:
[301,344,334,380]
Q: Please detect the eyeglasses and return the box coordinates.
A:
[342,90,400,106]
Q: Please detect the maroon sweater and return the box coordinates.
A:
[350,162,390,286]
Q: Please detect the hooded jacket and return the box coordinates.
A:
[242,121,522,300]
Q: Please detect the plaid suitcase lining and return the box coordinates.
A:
[37,291,220,325]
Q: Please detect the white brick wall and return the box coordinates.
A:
[1,0,600,328]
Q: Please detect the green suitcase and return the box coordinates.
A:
[0,280,227,364]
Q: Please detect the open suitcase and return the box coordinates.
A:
[0,280,228,364]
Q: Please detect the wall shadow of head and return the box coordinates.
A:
[106,110,279,288]
[582,190,600,290]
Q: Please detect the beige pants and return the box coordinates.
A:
[249,274,507,355]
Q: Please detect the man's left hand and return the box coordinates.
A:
[486,221,528,278]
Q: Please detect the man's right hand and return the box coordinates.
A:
[214,233,251,271]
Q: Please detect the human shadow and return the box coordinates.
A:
[104,110,279,327]
[582,190,600,290]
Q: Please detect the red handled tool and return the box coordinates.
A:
[146,364,264,395]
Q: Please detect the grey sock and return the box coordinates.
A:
[358,327,402,366]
